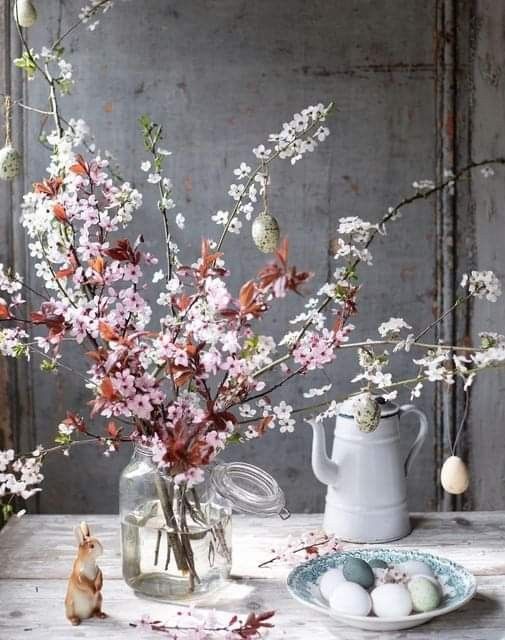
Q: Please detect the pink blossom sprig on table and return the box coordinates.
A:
[258,530,342,568]
[131,609,275,639]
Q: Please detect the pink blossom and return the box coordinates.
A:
[205,277,230,311]
[127,394,154,420]
[201,349,221,375]
[293,329,336,370]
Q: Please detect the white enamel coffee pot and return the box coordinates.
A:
[310,399,428,543]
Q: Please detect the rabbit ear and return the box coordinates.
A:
[80,521,90,539]
[74,525,84,545]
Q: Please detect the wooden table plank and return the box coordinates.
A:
[1,513,505,579]
[1,576,505,640]
[1,513,505,639]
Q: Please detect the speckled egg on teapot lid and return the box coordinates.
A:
[338,396,399,419]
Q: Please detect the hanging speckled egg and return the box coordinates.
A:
[440,455,469,495]
[0,145,22,180]
[14,0,37,28]
[251,211,280,253]
[353,393,381,433]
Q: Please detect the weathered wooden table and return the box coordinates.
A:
[0,512,504,639]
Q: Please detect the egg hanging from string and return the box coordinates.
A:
[0,145,22,180]
[440,455,470,495]
[353,392,381,433]
[251,210,280,253]
[0,97,22,181]
[13,0,37,28]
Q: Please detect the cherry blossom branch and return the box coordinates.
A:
[144,126,175,284]
[338,339,480,353]
[216,105,334,251]
[258,535,334,568]
[412,295,469,343]
[233,365,305,407]
[251,159,505,381]
[50,0,113,52]
[130,609,275,638]
[238,359,505,426]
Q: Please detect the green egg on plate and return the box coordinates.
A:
[407,576,442,612]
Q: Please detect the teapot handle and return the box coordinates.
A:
[399,404,428,477]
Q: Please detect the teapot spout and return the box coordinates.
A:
[307,418,338,487]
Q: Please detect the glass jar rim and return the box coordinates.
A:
[132,445,289,519]
[211,462,289,519]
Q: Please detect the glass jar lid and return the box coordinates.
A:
[210,462,290,519]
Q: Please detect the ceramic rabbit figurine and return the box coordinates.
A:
[65,521,106,625]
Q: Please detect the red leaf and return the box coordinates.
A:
[99,321,120,342]
[64,412,86,433]
[0,303,11,319]
[89,256,106,274]
[69,154,89,176]
[33,177,63,197]
[103,239,140,265]
[52,203,68,222]
[55,266,75,279]
[107,420,119,438]
[100,377,116,401]
[174,293,192,312]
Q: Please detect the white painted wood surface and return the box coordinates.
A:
[1,513,505,639]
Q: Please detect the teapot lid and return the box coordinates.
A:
[338,396,399,419]
[210,462,290,519]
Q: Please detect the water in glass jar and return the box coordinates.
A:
[121,500,232,601]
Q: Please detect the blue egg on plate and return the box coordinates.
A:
[343,557,375,589]
[369,558,389,569]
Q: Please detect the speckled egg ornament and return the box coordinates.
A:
[251,211,280,253]
[353,393,381,433]
[0,97,22,181]
[0,145,22,180]
[440,455,470,495]
[14,0,37,28]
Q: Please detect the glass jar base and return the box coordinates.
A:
[126,570,230,602]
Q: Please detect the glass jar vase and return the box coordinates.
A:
[120,445,287,601]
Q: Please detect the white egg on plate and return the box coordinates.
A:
[371,583,413,618]
[319,567,347,600]
[396,560,435,579]
[329,581,372,617]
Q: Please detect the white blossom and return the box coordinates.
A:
[233,162,251,179]
[175,213,185,230]
[212,210,229,225]
[461,270,502,302]
[412,179,435,192]
[252,144,271,160]
[303,384,332,398]
[378,317,412,338]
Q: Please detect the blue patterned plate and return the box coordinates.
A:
[287,548,477,631]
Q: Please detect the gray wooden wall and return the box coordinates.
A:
[0,0,504,514]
